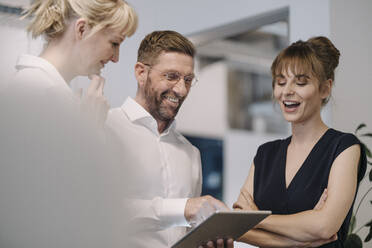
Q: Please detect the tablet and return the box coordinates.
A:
[171,210,271,248]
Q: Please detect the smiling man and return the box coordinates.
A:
[105,30,232,248]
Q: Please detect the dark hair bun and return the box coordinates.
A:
[307,36,340,80]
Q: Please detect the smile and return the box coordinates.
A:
[165,96,179,103]
[283,100,300,108]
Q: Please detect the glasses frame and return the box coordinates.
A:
[143,63,198,87]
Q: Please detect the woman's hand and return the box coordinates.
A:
[79,75,110,128]
[232,189,258,211]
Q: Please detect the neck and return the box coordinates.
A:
[40,39,77,84]
[290,112,328,146]
[134,94,173,134]
[157,120,172,134]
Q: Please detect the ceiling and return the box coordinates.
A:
[188,8,289,73]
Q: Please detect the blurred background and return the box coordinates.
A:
[1,0,371,247]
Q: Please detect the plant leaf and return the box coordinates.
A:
[355,123,366,134]
[366,220,372,227]
[361,133,372,137]
[361,143,372,158]
[370,169,372,182]
[365,233,372,242]
[365,221,372,242]
[349,214,356,234]
[344,234,363,248]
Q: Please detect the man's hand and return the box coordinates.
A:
[79,75,110,127]
[185,196,234,248]
[185,195,229,226]
[199,238,234,248]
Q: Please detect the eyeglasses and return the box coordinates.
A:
[144,64,198,87]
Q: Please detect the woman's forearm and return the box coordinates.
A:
[238,228,309,248]
[257,210,331,242]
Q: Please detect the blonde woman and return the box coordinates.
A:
[13,0,137,125]
[0,1,137,247]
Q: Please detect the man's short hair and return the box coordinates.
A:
[137,30,195,65]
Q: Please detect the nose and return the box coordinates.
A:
[111,47,120,63]
[283,82,294,96]
[172,78,189,97]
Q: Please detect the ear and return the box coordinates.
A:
[74,18,89,41]
[134,62,148,87]
[320,79,332,100]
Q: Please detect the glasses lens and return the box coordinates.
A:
[184,75,194,85]
[160,69,197,87]
[165,72,180,82]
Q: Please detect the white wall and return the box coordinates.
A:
[177,62,228,138]
[330,0,372,243]
[331,0,372,132]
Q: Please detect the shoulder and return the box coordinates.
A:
[3,68,59,109]
[328,128,358,141]
[107,107,125,120]
[329,129,366,182]
[254,138,288,167]
[106,107,128,130]
[257,138,287,154]
[327,129,360,155]
[12,67,54,93]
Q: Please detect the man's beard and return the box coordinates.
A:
[144,77,184,123]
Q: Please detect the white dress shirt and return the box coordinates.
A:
[11,54,76,102]
[0,55,129,248]
[105,97,202,248]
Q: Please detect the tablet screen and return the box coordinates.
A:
[171,210,271,248]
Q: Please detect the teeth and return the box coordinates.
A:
[166,96,179,103]
[283,101,299,106]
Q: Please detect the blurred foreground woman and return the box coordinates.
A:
[0,1,137,248]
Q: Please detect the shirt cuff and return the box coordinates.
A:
[162,198,189,227]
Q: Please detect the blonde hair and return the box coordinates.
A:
[23,0,138,40]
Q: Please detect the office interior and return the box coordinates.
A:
[0,0,371,247]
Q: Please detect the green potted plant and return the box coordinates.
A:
[344,124,372,248]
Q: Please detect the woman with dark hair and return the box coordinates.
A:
[234,36,367,248]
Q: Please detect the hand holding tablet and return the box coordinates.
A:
[172,210,271,248]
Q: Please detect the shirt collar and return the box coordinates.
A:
[16,54,71,93]
[121,97,176,136]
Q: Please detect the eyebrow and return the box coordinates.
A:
[165,70,195,77]
[274,74,285,79]
[295,74,310,79]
